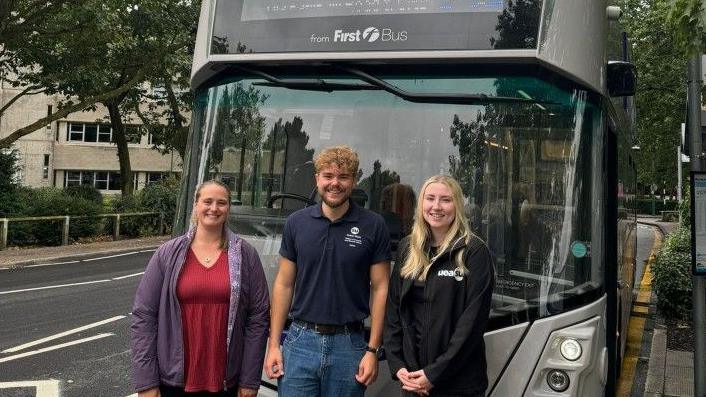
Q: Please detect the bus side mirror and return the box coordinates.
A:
[607,61,636,97]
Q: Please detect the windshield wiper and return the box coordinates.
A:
[236,66,381,92]
[338,65,555,105]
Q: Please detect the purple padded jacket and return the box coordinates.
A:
[131,228,270,392]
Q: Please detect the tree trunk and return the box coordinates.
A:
[106,101,133,196]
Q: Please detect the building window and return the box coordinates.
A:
[67,122,115,143]
[125,125,142,144]
[94,171,109,190]
[66,171,81,186]
[147,172,164,186]
[42,154,50,179]
[109,173,121,191]
[66,122,146,144]
[68,123,84,141]
[98,124,112,143]
[84,124,98,142]
[46,105,52,129]
[63,170,122,191]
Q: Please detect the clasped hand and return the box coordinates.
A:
[396,368,433,396]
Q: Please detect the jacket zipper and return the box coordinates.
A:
[421,237,463,367]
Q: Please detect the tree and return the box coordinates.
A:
[490,0,542,49]
[0,148,21,215]
[618,0,688,190]
[667,0,705,54]
[0,0,144,146]
[1,0,200,196]
[448,114,487,199]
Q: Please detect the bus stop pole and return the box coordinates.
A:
[688,53,705,397]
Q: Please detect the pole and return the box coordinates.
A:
[689,53,705,397]
[62,216,69,246]
[0,218,7,250]
[678,145,683,203]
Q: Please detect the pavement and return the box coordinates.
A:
[0,235,170,268]
[636,216,691,397]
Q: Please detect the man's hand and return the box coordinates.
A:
[264,345,285,379]
[355,351,378,386]
[137,388,160,397]
[397,368,429,396]
[237,386,258,397]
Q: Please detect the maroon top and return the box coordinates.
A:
[177,249,229,392]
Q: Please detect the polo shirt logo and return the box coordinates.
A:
[344,227,363,248]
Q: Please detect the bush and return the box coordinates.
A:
[652,227,692,320]
[138,177,179,234]
[7,188,104,246]
[65,184,103,206]
[634,197,679,215]
[107,176,179,238]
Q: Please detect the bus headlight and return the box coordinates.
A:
[560,338,583,361]
[547,369,570,392]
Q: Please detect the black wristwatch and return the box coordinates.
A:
[365,345,384,360]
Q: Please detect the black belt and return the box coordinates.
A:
[292,319,364,334]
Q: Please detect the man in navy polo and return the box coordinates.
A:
[264,145,391,397]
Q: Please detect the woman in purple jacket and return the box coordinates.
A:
[131,180,270,397]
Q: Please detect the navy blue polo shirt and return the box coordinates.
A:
[279,201,391,324]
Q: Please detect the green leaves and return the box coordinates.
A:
[652,226,693,319]
[618,0,687,189]
[667,0,705,54]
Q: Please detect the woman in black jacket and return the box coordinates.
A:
[385,175,494,397]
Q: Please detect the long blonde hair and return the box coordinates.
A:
[400,175,472,281]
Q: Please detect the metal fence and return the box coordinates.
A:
[0,212,165,250]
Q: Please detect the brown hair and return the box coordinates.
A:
[191,179,230,249]
[314,145,359,176]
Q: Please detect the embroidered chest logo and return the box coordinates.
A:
[344,226,363,248]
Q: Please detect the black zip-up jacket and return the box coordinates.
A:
[384,234,494,396]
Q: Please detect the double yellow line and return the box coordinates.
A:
[616,228,663,396]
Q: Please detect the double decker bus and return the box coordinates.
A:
[174,1,638,395]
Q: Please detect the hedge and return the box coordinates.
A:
[652,226,692,320]
[634,198,678,215]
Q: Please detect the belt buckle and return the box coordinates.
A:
[314,323,335,334]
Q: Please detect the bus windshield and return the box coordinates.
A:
[182,65,606,328]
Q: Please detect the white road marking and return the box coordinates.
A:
[0,279,112,295]
[112,272,145,280]
[0,333,114,363]
[139,249,156,253]
[0,380,60,397]
[83,252,139,261]
[2,315,126,353]
[26,260,80,268]
[125,394,137,397]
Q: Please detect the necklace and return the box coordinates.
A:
[204,257,211,264]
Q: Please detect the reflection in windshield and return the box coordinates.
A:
[185,68,605,328]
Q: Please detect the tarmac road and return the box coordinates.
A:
[0,250,153,397]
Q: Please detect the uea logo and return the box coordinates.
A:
[362,27,380,42]
[350,227,360,235]
[438,267,465,281]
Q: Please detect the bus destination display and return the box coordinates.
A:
[241,0,505,21]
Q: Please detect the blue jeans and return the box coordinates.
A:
[278,322,367,397]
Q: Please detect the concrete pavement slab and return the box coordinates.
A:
[646,328,666,394]
[0,235,169,268]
